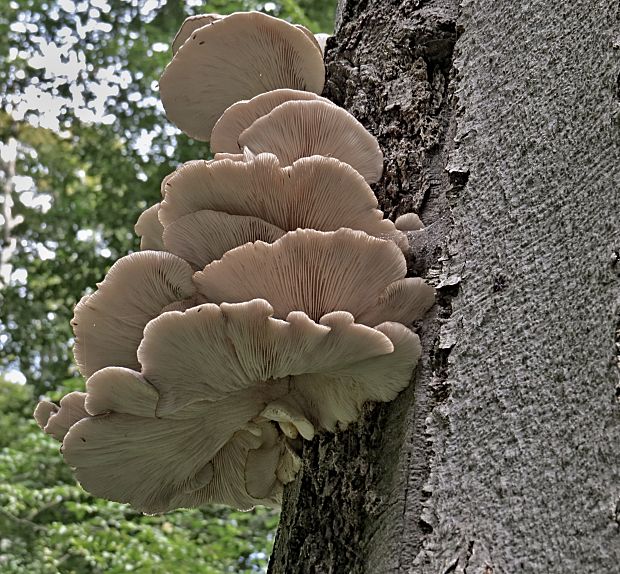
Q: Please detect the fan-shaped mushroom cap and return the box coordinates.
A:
[34,392,89,442]
[211,89,334,154]
[160,11,325,141]
[159,153,406,267]
[238,100,384,184]
[137,299,393,416]
[62,367,284,513]
[279,321,421,432]
[113,297,417,433]
[171,13,222,55]
[135,203,164,250]
[72,251,195,377]
[164,210,286,270]
[194,228,434,326]
[395,213,424,231]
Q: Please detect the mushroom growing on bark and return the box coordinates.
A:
[151,153,406,268]
[160,11,325,141]
[395,212,424,231]
[237,99,384,183]
[210,89,334,154]
[36,298,422,512]
[71,251,196,377]
[35,10,435,516]
[194,228,434,326]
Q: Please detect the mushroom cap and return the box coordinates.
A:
[294,24,323,55]
[395,212,424,231]
[138,298,422,436]
[163,210,285,270]
[62,367,284,513]
[159,153,406,268]
[34,392,89,442]
[134,203,164,250]
[41,298,423,512]
[280,321,421,432]
[211,89,334,154]
[71,251,195,377]
[194,228,434,325]
[137,298,393,416]
[159,11,325,141]
[238,100,384,184]
[171,13,223,55]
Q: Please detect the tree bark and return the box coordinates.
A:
[269,1,620,573]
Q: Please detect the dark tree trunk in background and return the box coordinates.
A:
[269,1,620,572]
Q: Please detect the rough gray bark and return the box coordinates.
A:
[269,1,620,573]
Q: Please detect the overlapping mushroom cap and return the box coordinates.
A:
[160,11,325,141]
[395,213,424,231]
[194,228,435,326]
[171,13,223,54]
[237,100,384,183]
[134,153,406,268]
[35,366,290,513]
[71,251,199,378]
[211,89,334,154]
[37,298,422,512]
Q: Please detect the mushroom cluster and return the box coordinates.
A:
[35,11,434,514]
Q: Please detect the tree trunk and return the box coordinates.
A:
[268,1,620,572]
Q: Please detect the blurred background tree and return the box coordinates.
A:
[0,1,336,571]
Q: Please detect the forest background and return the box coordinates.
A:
[0,1,337,571]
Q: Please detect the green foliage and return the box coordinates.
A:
[0,380,280,573]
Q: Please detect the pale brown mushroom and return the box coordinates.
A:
[34,392,89,442]
[163,210,285,269]
[61,367,285,512]
[237,100,384,183]
[44,298,421,513]
[134,203,164,250]
[159,153,406,267]
[171,13,223,55]
[194,228,434,326]
[159,11,325,141]
[395,212,424,231]
[211,89,334,154]
[72,251,195,377]
[138,298,393,416]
